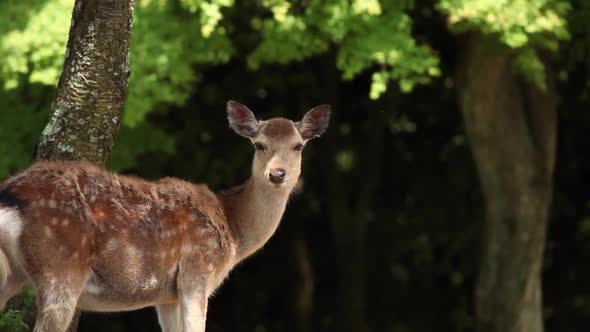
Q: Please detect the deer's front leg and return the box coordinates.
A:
[157,302,182,332]
[179,289,208,332]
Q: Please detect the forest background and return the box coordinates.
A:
[1,0,590,331]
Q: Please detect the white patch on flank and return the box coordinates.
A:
[84,280,102,295]
[62,219,70,227]
[0,208,23,285]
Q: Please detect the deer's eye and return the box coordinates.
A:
[293,143,304,151]
[254,142,267,151]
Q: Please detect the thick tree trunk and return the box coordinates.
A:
[456,34,556,332]
[5,0,134,331]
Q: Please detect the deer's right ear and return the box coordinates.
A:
[227,101,259,139]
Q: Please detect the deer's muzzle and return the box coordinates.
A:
[268,168,286,184]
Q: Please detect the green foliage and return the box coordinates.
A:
[0,309,28,332]
[439,0,571,87]
[179,0,233,37]
[0,0,71,90]
[249,0,440,98]
[439,0,570,48]
[107,121,175,171]
[0,88,49,179]
[513,48,547,89]
[127,0,233,126]
[0,289,34,332]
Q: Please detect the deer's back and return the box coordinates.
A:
[0,161,237,311]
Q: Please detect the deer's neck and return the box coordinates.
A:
[221,179,293,261]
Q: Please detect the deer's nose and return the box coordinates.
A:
[269,168,286,184]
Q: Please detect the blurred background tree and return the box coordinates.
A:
[1,0,590,331]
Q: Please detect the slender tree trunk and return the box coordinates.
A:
[325,109,384,332]
[292,238,314,332]
[456,34,556,332]
[6,0,135,330]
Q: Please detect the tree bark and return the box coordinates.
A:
[292,238,314,332]
[455,34,556,332]
[325,109,385,332]
[35,0,134,163]
[6,0,135,330]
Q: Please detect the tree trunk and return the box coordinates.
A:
[325,110,385,332]
[35,0,134,163]
[292,238,314,332]
[6,0,135,330]
[455,34,556,332]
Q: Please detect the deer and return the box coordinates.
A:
[0,101,331,332]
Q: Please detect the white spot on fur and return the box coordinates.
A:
[142,275,158,290]
[48,200,57,209]
[39,199,46,207]
[62,219,70,227]
[81,235,88,246]
[105,238,119,251]
[125,244,144,277]
[44,226,53,238]
[51,218,58,225]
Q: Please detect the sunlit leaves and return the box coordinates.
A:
[439,0,570,48]
[250,0,440,97]
[513,48,547,89]
[337,12,440,98]
[0,0,71,90]
[126,1,233,126]
[439,0,570,88]
[178,0,233,37]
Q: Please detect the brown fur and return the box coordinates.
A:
[4,161,234,311]
[259,118,297,139]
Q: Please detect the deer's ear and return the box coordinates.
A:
[227,101,259,138]
[297,105,331,141]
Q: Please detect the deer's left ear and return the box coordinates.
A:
[297,105,331,141]
[227,101,260,139]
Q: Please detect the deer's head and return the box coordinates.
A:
[227,101,331,190]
